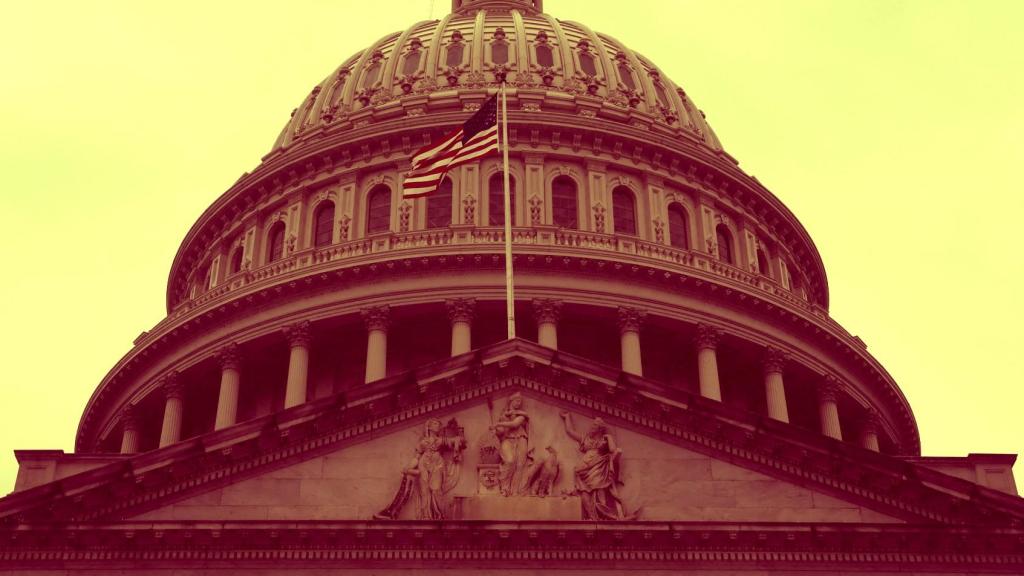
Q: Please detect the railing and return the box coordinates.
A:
[174,226,821,322]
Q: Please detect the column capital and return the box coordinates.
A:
[362,305,391,331]
[862,408,881,434]
[819,374,842,403]
[446,298,476,324]
[120,404,139,432]
[217,343,242,371]
[761,346,788,375]
[616,307,647,333]
[162,371,184,401]
[694,323,722,350]
[284,321,312,348]
[532,298,563,324]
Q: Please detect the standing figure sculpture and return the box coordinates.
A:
[559,412,638,520]
[375,417,466,520]
[491,393,530,496]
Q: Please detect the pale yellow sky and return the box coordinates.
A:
[1,0,1022,492]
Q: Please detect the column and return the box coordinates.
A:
[284,321,311,409]
[861,409,881,452]
[694,323,722,401]
[158,372,184,448]
[818,375,843,440]
[533,298,562,350]
[762,347,789,423]
[447,298,476,356]
[617,307,646,376]
[214,343,241,430]
[119,404,139,454]
[362,305,391,383]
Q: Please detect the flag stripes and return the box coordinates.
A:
[402,96,499,198]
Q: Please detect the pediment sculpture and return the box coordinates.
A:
[374,417,466,520]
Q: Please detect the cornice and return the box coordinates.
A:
[82,241,915,454]
[1,522,1022,571]
[23,342,1022,529]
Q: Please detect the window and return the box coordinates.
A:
[366,185,391,234]
[426,178,452,229]
[402,51,421,75]
[653,82,671,109]
[446,43,464,67]
[536,44,553,67]
[492,42,508,65]
[757,248,770,276]
[715,224,733,265]
[667,203,689,249]
[578,51,597,76]
[267,222,286,263]
[551,176,578,229]
[230,246,244,274]
[617,64,636,91]
[363,62,381,87]
[488,172,516,226]
[313,201,335,248]
[195,263,210,295]
[612,186,637,235]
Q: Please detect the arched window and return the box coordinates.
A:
[612,186,637,235]
[715,224,733,265]
[366,185,391,234]
[267,221,286,263]
[230,246,244,274]
[757,248,770,276]
[488,172,516,226]
[426,178,453,229]
[667,203,689,249]
[313,201,335,248]
[195,263,210,295]
[551,176,578,229]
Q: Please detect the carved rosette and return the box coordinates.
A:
[162,371,184,401]
[362,305,391,332]
[446,298,476,324]
[819,374,841,404]
[284,321,312,348]
[217,343,241,372]
[694,323,721,350]
[761,347,787,375]
[532,298,563,324]
[616,307,647,334]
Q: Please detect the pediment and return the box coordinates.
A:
[131,391,902,524]
[2,339,1022,527]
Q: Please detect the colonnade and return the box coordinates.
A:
[120,300,880,454]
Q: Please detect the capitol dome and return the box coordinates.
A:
[82,0,900,457]
[4,0,1023,572]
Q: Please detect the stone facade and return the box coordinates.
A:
[2,0,1022,573]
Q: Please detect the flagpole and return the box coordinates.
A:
[500,82,516,340]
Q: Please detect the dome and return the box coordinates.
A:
[272,0,724,153]
[77,0,912,469]
[8,1,1024,570]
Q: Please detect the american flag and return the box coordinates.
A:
[402,95,499,197]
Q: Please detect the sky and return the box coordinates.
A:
[0,0,1022,493]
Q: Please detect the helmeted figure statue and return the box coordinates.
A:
[375,417,466,520]
[491,392,530,496]
[560,412,638,520]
